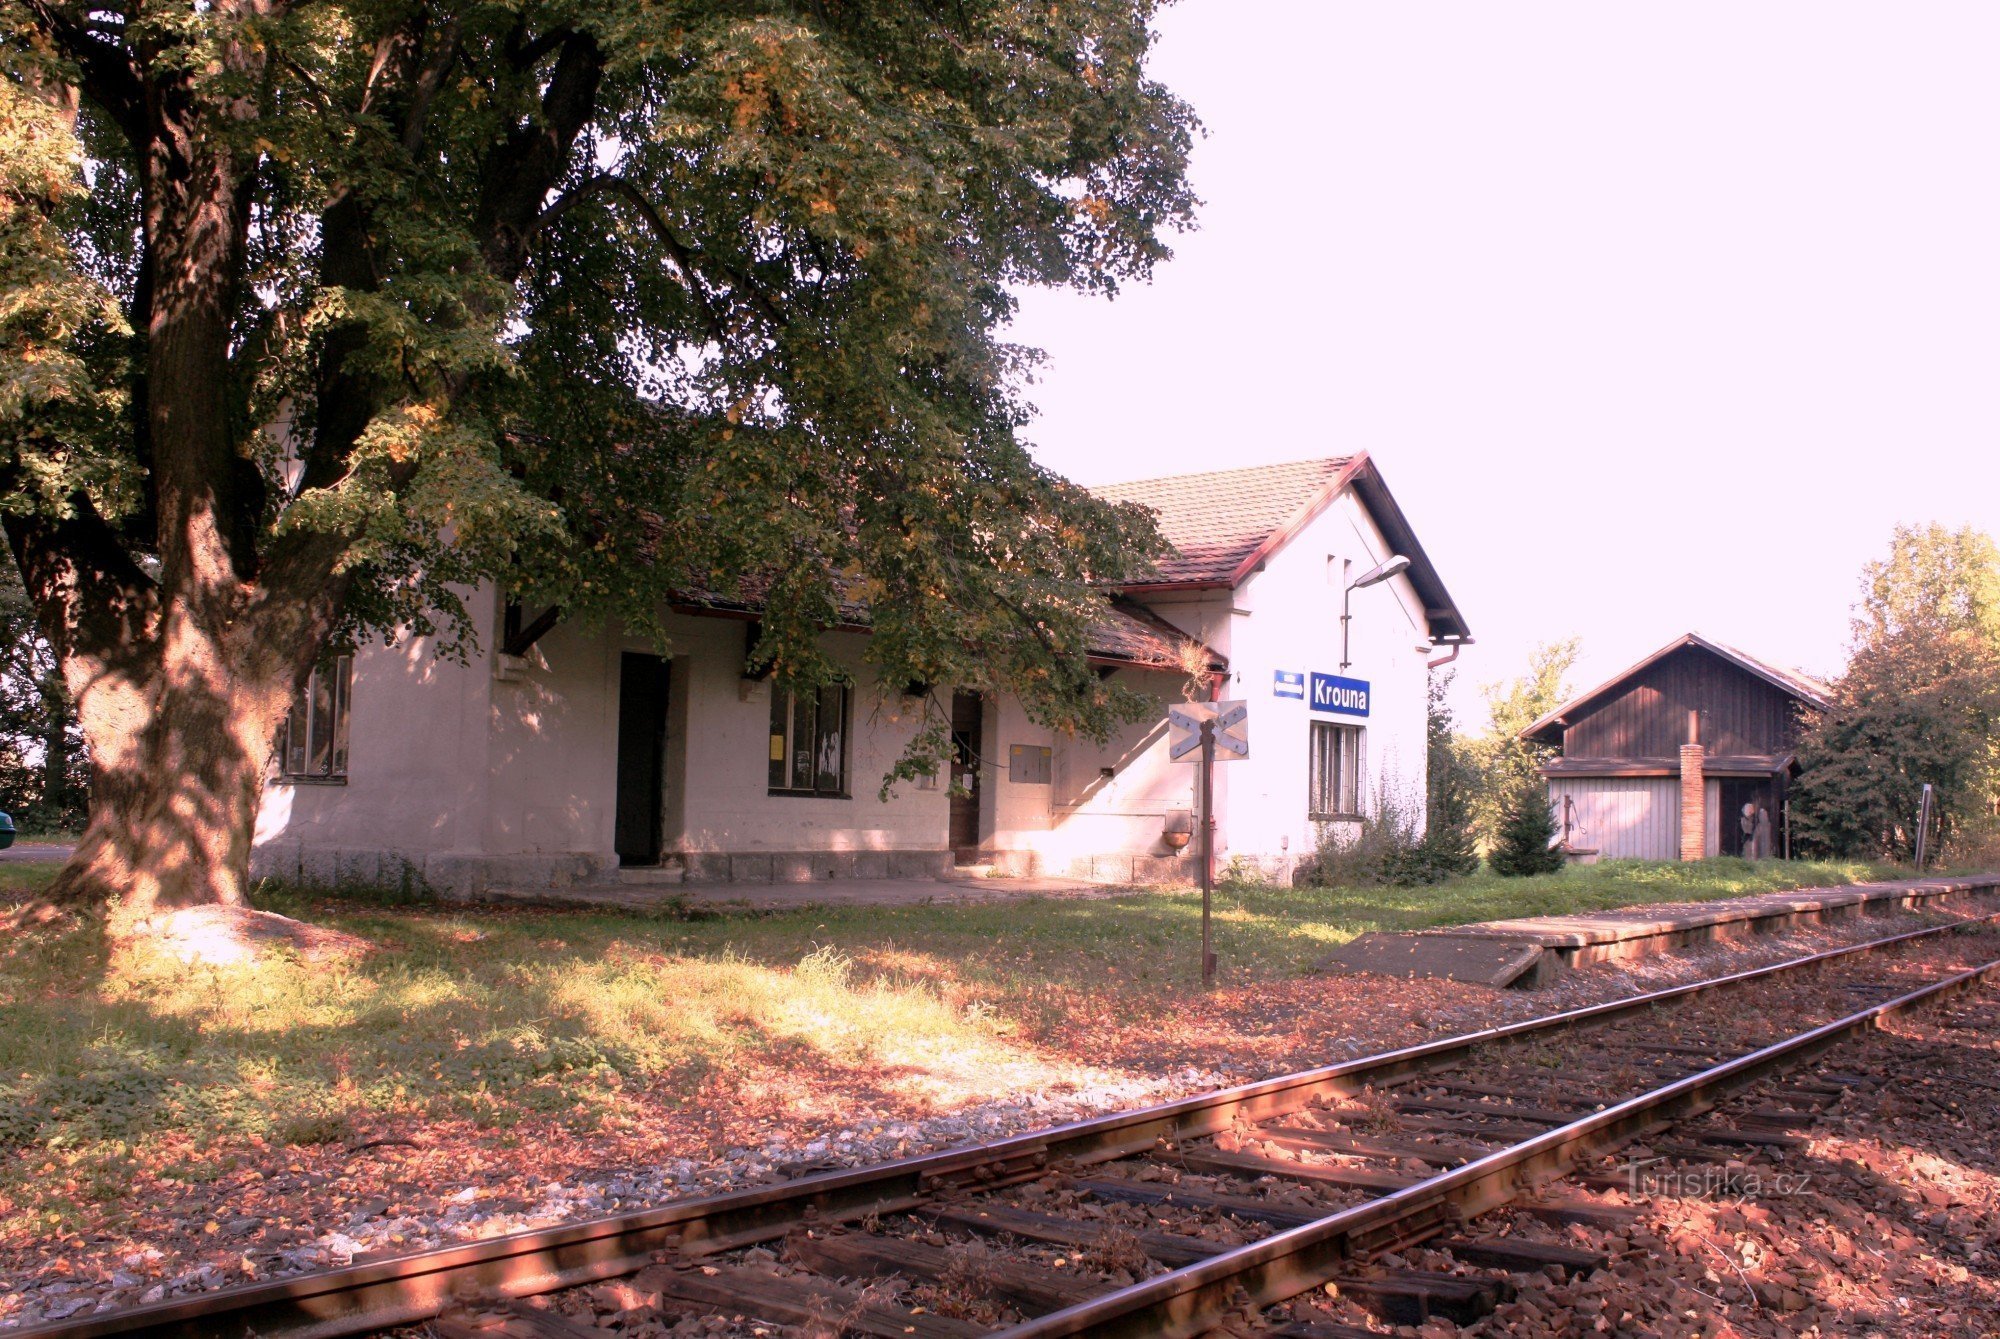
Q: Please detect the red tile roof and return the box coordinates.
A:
[1090,601,1224,672]
[670,579,1222,672]
[1091,457,1358,586]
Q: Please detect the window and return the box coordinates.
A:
[1309,721,1364,819]
[281,654,352,782]
[768,683,848,796]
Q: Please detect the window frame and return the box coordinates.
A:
[280,653,353,785]
[767,681,851,799]
[1308,720,1365,821]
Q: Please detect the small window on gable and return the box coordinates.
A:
[768,683,849,797]
[282,654,352,783]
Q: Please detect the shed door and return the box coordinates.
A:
[949,690,984,859]
[615,653,671,866]
[1719,778,1778,858]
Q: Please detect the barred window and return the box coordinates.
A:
[768,683,848,797]
[282,654,352,782]
[1308,721,1364,819]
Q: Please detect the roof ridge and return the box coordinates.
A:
[1087,454,1352,495]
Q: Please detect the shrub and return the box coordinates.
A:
[1423,671,1482,881]
[1489,778,1566,877]
[1298,786,1477,889]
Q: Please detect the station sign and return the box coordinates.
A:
[1309,672,1370,717]
[1273,670,1305,700]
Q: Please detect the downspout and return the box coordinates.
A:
[1427,638,1468,670]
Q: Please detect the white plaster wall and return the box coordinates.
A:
[672,621,949,854]
[256,599,952,872]
[253,592,499,862]
[1208,489,1434,866]
[982,668,1199,865]
[482,614,621,855]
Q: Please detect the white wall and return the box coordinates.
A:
[982,667,1200,867]
[1208,488,1435,867]
[254,591,502,868]
[670,620,948,854]
[254,598,953,883]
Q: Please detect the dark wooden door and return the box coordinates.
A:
[615,653,671,866]
[949,690,983,859]
[1719,777,1774,858]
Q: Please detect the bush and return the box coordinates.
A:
[1489,778,1566,877]
[1423,671,1482,881]
[1298,787,1480,889]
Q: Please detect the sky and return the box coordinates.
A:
[1010,2,2000,727]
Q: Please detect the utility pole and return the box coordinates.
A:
[1914,783,1934,870]
[1199,716,1216,987]
[1168,700,1244,989]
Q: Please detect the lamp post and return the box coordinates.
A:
[1341,554,1411,671]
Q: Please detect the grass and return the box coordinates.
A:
[0,855,1913,1236]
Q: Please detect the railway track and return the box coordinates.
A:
[22,909,2000,1339]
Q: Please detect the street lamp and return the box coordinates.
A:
[1341,554,1411,671]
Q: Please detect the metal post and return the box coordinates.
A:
[1200,717,1216,987]
[1914,782,1934,870]
[1339,586,1352,671]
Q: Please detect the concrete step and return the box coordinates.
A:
[618,864,686,886]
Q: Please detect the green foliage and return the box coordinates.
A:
[1298,785,1473,889]
[0,573,89,832]
[1488,776,1566,877]
[1422,669,1481,879]
[0,0,1203,874]
[1465,638,1580,845]
[1792,524,2000,862]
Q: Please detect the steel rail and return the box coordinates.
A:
[1000,945,2000,1338]
[15,894,1999,1339]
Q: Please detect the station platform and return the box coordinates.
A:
[1316,874,2000,988]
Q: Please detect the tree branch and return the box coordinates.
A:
[474,31,604,282]
[532,173,737,336]
[1,487,160,673]
[400,17,461,156]
[18,0,145,149]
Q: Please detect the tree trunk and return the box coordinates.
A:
[43,616,296,917]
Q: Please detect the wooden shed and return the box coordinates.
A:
[1519,634,1831,861]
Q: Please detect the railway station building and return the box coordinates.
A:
[251,455,1471,895]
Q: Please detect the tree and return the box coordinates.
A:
[1420,668,1480,878]
[1488,774,1564,877]
[1792,525,2000,862]
[0,573,89,832]
[1469,637,1580,845]
[0,3,1198,916]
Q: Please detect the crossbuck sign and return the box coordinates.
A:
[1167,701,1249,762]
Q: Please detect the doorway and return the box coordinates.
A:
[1718,777,1775,859]
[615,653,671,866]
[949,690,984,861]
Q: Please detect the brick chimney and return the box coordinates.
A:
[1678,707,1705,861]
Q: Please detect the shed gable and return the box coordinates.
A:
[1558,645,1812,761]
